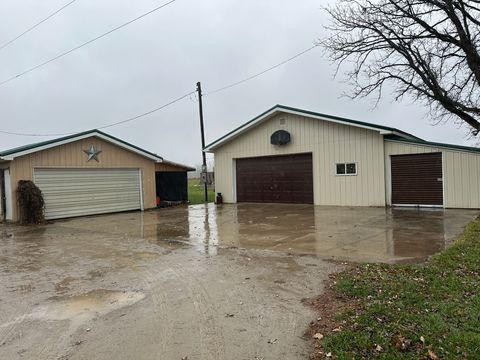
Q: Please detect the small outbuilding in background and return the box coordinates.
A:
[155,160,195,205]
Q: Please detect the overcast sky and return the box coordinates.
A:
[0,0,476,168]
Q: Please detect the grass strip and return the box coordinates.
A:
[188,178,215,204]
[308,218,480,359]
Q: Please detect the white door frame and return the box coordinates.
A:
[4,169,12,220]
[0,171,3,219]
[232,158,237,203]
[138,168,144,211]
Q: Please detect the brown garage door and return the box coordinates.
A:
[236,153,313,204]
[391,153,443,206]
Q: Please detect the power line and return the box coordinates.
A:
[204,44,320,96]
[0,0,178,88]
[0,43,320,137]
[0,90,194,137]
[0,0,78,52]
[97,90,195,130]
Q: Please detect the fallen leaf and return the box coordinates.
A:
[420,336,425,344]
[391,333,412,351]
[326,352,332,358]
[428,349,439,360]
[313,333,324,340]
[332,328,341,332]
[375,344,383,352]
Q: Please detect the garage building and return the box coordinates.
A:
[0,130,193,221]
[205,105,480,209]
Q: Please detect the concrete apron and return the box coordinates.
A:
[149,203,478,263]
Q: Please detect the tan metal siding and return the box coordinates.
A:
[9,136,156,221]
[385,141,480,208]
[213,113,386,206]
[155,163,189,172]
[34,168,142,219]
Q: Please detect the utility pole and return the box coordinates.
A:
[196,81,208,203]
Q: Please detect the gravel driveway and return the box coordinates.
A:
[0,204,476,359]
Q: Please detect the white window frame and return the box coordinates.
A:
[335,162,358,176]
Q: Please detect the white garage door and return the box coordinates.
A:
[34,168,142,220]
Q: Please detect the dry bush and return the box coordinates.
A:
[16,180,45,224]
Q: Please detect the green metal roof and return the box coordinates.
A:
[0,129,163,160]
[384,135,480,154]
[204,104,423,150]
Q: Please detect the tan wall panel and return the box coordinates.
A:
[385,141,480,208]
[9,136,156,220]
[213,113,386,206]
[155,163,188,172]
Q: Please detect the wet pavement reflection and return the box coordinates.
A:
[1,203,477,264]
[181,203,478,262]
[26,203,476,263]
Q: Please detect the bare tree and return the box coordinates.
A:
[323,0,480,136]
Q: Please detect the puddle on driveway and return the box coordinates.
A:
[0,290,145,330]
[1,204,477,264]
[43,289,145,321]
[147,204,478,263]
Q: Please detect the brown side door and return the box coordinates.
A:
[236,153,313,204]
[391,152,443,206]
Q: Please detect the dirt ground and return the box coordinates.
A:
[0,204,477,359]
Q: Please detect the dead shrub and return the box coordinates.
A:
[16,180,45,224]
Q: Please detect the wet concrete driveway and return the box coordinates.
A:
[0,204,477,360]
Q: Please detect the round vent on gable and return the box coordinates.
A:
[270,130,291,146]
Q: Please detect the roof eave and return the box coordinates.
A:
[160,159,196,171]
[385,138,480,154]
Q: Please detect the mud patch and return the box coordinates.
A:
[303,272,360,360]
[43,289,145,321]
[13,283,35,293]
[0,289,145,331]
[55,276,77,294]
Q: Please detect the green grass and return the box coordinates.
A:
[188,178,215,204]
[322,219,480,359]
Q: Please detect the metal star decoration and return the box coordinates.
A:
[83,145,102,162]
